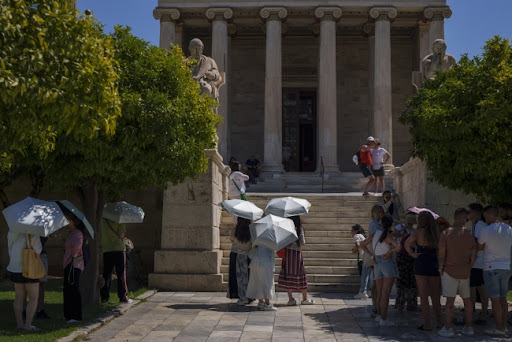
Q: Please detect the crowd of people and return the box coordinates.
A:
[353,198,512,337]
[6,203,133,330]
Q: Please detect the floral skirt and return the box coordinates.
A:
[278,248,308,290]
[395,253,418,310]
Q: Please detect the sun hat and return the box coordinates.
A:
[367,136,375,142]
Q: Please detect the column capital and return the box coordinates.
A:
[315,7,342,22]
[423,7,452,21]
[260,7,287,22]
[369,7,397,21]
[205,8,233,22]
[153,8,180,22]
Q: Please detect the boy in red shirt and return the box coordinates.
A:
[360,137,376,196]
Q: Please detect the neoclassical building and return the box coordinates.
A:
[153,1,451,174]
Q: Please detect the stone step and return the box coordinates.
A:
[220,223,368,232]
[220,265,358,275]
[221,257,357,267]
[222,272,360,285]
[220,242,354,252]
[219,236,354,245]
[219,281,359,293]
[219,228,354,239]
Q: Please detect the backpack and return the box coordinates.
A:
[352,149,361,165]
[82,238,91,268]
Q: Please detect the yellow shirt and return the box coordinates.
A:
[100,219,126,252]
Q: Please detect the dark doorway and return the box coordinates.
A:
[282,90,317,172]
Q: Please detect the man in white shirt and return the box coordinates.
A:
[468,203,488,324]
[477,205,512,337]
[370,139,391,194]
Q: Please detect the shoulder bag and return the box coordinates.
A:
[105,219,134,253]
[22,234,46,279]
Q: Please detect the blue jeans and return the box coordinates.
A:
[359,264,372,293]
[483,269,511,298]
[374,255,398,280]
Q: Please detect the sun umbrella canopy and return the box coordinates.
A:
[56,200,94,238]
[103,201,145,224]
[2,197,69,236]
[219,199,264,220]
[265,196,312,217]
[407,206,439,219]
[249,214,298,251]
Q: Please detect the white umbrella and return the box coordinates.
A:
[103,201,145,224]
[56,200,94,238]
[219,199,264,220]
[249,214,298,251]
[407,206,439,219]
[265,196,312,217]
[2,197,69,236]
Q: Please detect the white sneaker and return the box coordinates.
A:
[461,326,475,336]
[287,299,297,306]
[362,292,369,298]
[438,326,455,338]
[374,315,382,322]
[257,302,265,310]
[354,292,364,299]
[237,299,248,306]
[263,304,277,311]
[379,319,396,327]
[484,328,506,337]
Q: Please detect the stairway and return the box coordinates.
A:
[219,193,381,292]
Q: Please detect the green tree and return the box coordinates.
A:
[400,36,512,204]
[44,27,221,304]
[0,0,120,174]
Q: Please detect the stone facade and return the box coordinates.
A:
[154,0,450,174]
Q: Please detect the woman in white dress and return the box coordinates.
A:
[246,245,276,311]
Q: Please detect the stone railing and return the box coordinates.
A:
[390,157,476,220]
[148,149,231,291]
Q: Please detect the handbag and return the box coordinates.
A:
[106,220,134,253]
[231,179,248,201]
[22,234,46,279]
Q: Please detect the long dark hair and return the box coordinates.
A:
[379,215,393,243]
[417,211,439,248]
[234,217,251,243]
[290,215,303,246]
[352,224,366,237]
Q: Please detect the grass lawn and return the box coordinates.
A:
[0,277,147,342]
[508,290,512,302]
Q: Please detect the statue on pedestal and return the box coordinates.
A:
[187,38,223,101]
[421,39,456,80]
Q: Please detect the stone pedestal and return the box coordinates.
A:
[316,7,342,173]
[370,7,397,162]
[153,8,181,49]
[148,149,230,291]
[207,8,233,161]
[261,7,287,175]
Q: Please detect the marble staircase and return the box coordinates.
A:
[219,193,381,292]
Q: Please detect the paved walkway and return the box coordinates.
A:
[85,292,509,342]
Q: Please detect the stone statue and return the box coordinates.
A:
[187,38,222,100]
[421,39,456,80]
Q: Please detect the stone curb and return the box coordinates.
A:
[57,289,157,342]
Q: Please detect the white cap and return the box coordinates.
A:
[367,136,375,142]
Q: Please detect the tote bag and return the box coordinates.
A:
[22,234,46,279]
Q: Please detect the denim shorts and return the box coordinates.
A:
[483,269,512,298]
[374,255,398,280]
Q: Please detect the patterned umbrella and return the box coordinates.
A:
[103,201,145,224]
[250,214,298,251]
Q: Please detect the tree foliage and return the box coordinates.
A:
[400,36,512,204]
[0,0,120,172]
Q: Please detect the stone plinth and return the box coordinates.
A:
[149,149,229,291]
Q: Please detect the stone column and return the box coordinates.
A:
[370,7,397,163]
[153,8,180,49]
[260,7,287,175]
[418,20,430,61]
[424,7,452,48]
[315,7,342,173]
[206,8,233,161]
[363,23,375,137]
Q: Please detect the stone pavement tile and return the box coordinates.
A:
[209,331,242,338]
[273,329,304,338]
[272,338,305,342]
[214,324,246,331]
[182,323,216,334]
[173,332,210,342]
[144,330,181,338]
[217,317,248,325]
[106,337,144,342]
[239,331,273,342]
[189,296,213,303]
[114,324,153,339]
[243,324,274,332]
[162,317,195,326]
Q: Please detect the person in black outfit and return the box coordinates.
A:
[244,155,261,184]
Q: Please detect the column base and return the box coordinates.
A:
[262,164,284,179]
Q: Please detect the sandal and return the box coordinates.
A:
[287,299,297,306]
[362,192,370,197]
[301,299,315,305]
[23,325,38,331]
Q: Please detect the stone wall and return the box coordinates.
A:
[390,157,476,221]
[148,149,230,291]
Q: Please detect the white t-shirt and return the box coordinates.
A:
[477,222,512,271]
[370,147,389,170]
[228,171,249,199]
[354,233,366,257]
[472,220,487,269]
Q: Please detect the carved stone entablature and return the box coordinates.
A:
[260,7,288,22]
[205,8,233,23]
[423,7,452,22]
[369,7,397,22]
[227,24,237,38]
[153,8,181,23]
[362,22,375,37]
[314,7,342,22]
